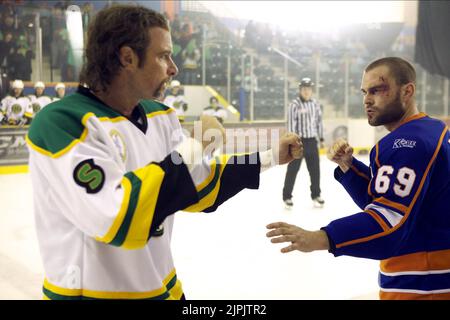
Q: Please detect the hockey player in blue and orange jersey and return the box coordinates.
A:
[266,57,450,300]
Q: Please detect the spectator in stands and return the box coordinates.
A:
[170,14,182,37]
[181,38,201,85]
[0,31,15,73]
[241,66,258,120]
[0,3,15,18]
[202,96,227,124]
[8,37,32,80]
[178,19,193,49]
[1,14,17,38]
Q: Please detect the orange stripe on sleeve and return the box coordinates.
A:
[350,165,370,181]
[365,210,389,232]
[368,182,374,197]
[373,197,408,214]
[375,143,381,168]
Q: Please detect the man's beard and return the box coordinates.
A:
[153,80,168,101]
[368,92,405,127]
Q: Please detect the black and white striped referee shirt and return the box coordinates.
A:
[287,97,323,140]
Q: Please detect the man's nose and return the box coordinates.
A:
[169,58,178,77]
[363,93,373,106]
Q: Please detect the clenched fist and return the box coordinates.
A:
[326,138,353,172]
[277,133,303,165]
[192,115,226,151]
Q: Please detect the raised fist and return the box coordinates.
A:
[326,138,353,172]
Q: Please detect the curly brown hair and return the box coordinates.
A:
[79,4,169,92]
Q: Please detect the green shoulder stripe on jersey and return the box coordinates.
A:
[108,172,141,247]
[102,163,165,250]
[197,158,221,200]
[27,93,124,156]
[27,95,174,156]
[139,99,170,114]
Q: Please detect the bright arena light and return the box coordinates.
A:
[65,5,84,70]
[200,1,405,32]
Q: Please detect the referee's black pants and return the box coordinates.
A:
[283,137,321,201]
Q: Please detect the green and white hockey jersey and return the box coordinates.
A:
[1,95,31,125]
[26,86,262,300]
[27,94,53,119]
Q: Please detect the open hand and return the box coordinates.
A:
[266,222,329,253]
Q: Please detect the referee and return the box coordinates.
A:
[283,78,325,209]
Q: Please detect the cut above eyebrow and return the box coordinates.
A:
[361,84,389,94]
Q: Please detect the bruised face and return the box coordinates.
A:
[361,65,406,128]
[132,27,178,101]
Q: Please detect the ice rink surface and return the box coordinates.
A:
[0,155,379,300]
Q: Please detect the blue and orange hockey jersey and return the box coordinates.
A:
[323,113,450,300]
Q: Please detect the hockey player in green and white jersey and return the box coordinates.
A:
[1,79,31,126]
[26,5,302,300]
[26,81,53,121]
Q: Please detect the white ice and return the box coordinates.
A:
[0,155,379,299]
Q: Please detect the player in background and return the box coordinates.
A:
[202,96,227,124]
[163,79,188,122]
[26,81,53,122]
[53,82,66,101]
[0,79,30,126]
[267,57,450,300]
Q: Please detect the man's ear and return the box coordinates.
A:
[403,82,415,101]
[118,46,136,68]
